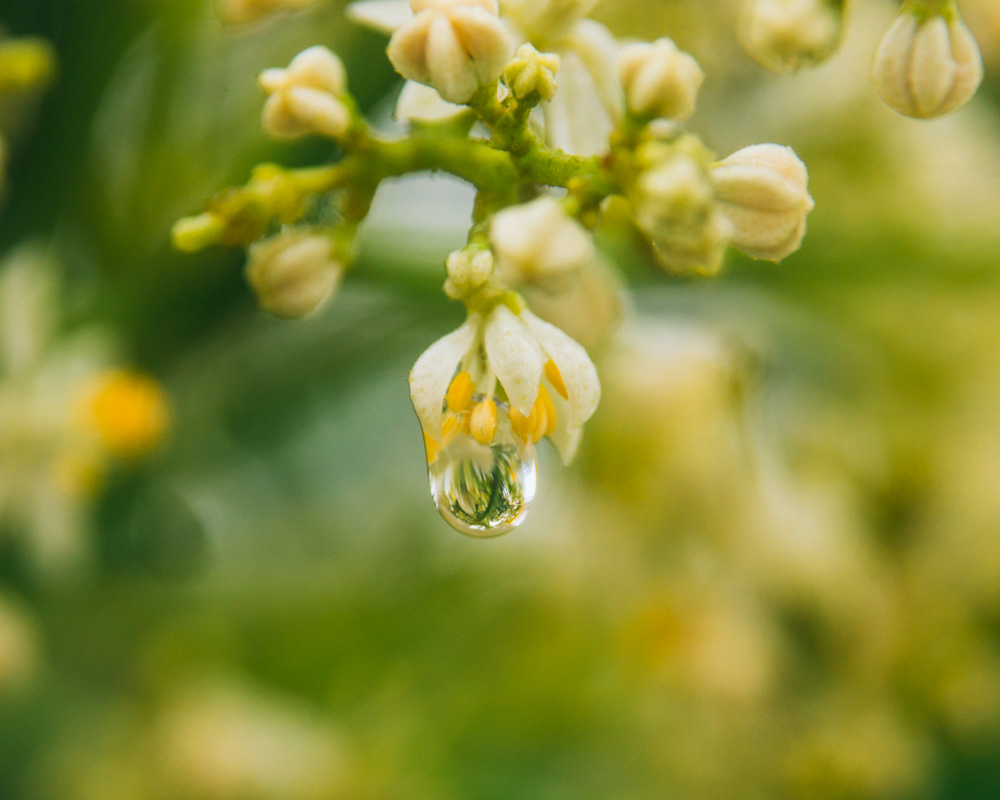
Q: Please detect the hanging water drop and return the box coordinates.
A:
[427,417,537,538]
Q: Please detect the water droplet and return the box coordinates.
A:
[428,430,537,538]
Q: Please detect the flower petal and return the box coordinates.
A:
[346,0,413,34]
[409,315,480,440]
[395,80,466,122]
[484,304,543,415]
[521,310,599,428]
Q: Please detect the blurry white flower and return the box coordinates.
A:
[245,230,343,319]
[872,9,984,119]
[259,46,352,140]
[410,303,599,464]
[386,0,513,104]
[489,196,594,286]
[740,0,845,73]
[216,0,318,24]
[712,143,814,261]
[618,38,705,121]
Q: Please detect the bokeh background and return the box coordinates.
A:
[1,0,999,797]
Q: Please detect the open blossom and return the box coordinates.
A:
[409,303,600,465]
[386,0,512,104]
[348,0,623,155]
[489,196,594,286]
[618,38,704,121]
[712,144,814,262]
[245,230,343,319]
[740,0,845,73]
[259,46,351,140]
[872,9,984,119]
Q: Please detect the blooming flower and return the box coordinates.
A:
[347,0,623,154]
[409,302,600,466]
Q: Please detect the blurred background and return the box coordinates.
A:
[0,0,999,797]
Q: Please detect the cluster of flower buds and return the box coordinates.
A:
[175,0,822,535]
[739,0,986,119]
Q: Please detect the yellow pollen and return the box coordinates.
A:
[470,399,498,445]
[545,360,569,400]
[86,370,170,459]
[446,371,475,412]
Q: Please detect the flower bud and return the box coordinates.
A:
[740,0,845,73]
[503,44,560,102]
[490,197,595,285]
[617,38,704,121]
[629,143,730,275]
[245,231,342,319]
[445,247,495,298]
[387,0,512,103]
[712,144,814,262]
[259,47,351,140]
[872,9,984,119]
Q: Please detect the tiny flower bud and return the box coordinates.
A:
[445,248,495,298]
[630,144,730,275]
[245,231,342,319]
[259,47,351,140]
[387,0,513,104]
[172,213,225,253]
[617,38,704,121]
[712,143,814,262]
[872,9,984,119]
[503,44,561,103]
[740,0,845,73]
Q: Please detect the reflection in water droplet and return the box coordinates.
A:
[428,434,537,538]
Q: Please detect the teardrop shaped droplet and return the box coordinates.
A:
[427,431,537,538]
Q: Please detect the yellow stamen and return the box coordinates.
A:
[509,405,533,442]
[531,395,548,443]
[538,384,558,437]
[86,370,170,459]
[446,371,475,413]
[545,360,569,400]
[470,399,498,445]
[423,430,442,464]
[441,412,463,444]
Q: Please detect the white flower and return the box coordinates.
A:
[385,0,513,104]
[740,0,845,73]
[348,0,623,155]
[245,230,343,319]
[872,9,984,119]
[618,38,705,121]
[259,46,351,140]
[712,143,814,262]
[489,196,594,286]
[409,303,600,464]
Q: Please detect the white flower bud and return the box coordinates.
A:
[872,10,984,119]
[387,0,513,103]
[445,247,495,297]
[617,38,705,121]
[245,231,342,319]
[503,44,560,102]
[259,47,351,140]
[740,0,845,73]
[490,197,595,285]
[712,144,814,262]
[630,148,730,275]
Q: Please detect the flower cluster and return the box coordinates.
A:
[172,0,985,535]
[739,0,985,119]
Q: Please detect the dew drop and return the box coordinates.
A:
[428,433,537,538]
